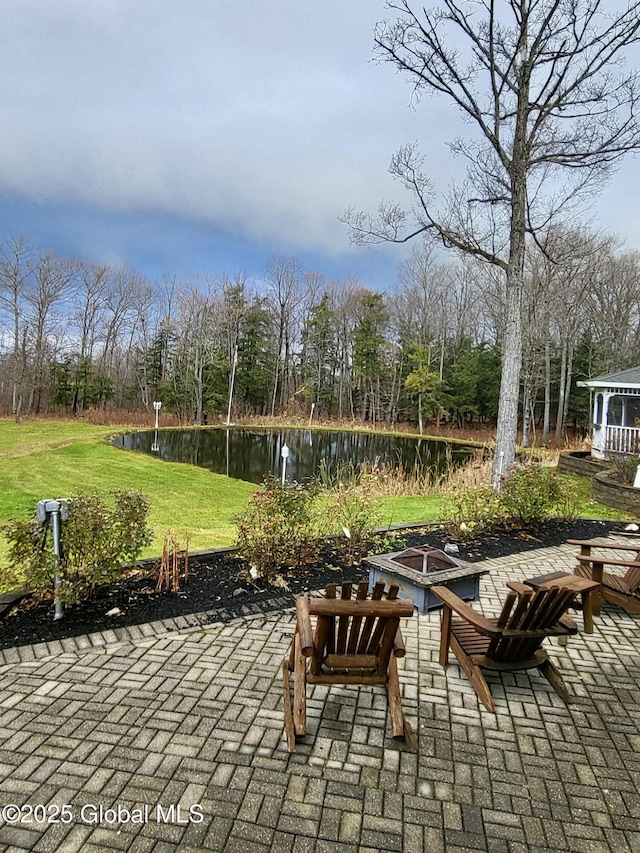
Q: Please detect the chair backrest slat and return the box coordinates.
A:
[488,591,522,657]
[347,581,370,654]
[325,584,337,655]
[495,592,518,629]
[357,581,386,654]
[365,584,399,656]
[335,582,353,653]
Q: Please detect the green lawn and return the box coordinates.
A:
[0,418,628,585]
[0,419,255,561]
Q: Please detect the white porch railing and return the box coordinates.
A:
[605,425,640,455]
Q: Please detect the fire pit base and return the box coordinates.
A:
[365,546,489,614]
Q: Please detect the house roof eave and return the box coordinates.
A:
[577,380,640,391]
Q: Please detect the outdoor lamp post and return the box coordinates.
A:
[153,401,162,430]
[281,443,290,486]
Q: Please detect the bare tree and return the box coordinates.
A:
[26,252,77,413]
[585,245,640,371]
[0,236,36,421]
[345,0,640,486]
[264,256,303,416]
[72,262,110,364]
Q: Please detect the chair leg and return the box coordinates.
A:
[538,658,572,704]
[581,589,594,634]
[449,633,495,712]
[282,659,296,752]
[402,719,418,752]
[293,634,307,736]
[386,655,417,752]
[439,605,452,666]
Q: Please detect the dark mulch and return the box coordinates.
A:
[0,517,626,651]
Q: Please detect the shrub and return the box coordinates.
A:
[234,476,323,580]
[447,483,507,538]
[499,465,570,526]
[3,491,152,605]
[447,464,580,537]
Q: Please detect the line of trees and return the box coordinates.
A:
[345,0,640,483]
[1,230,639,442]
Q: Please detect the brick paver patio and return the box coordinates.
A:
[1,541,639,852]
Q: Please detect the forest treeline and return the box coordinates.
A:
[0,229,639,443]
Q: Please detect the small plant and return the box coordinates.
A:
[155,529,190,593]
[612,453,640,486]
[327,479,384,563]
[3,491,152,605]
[234,476,323,580]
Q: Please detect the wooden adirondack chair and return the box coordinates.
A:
[433,581,580,711]
[282,580,417,752]
[568,539,640,615]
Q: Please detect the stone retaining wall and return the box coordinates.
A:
[558,452,639,515]
[592,470,640,515]
[557,451,608,478]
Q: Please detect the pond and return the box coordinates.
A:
[113,427,475,485]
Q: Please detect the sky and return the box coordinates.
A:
[1,1,640,291]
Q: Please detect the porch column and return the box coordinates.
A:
[591,391,610,459]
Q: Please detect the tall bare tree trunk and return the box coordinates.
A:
[555,340,568,444]
[521,377,531,448]
[492,134,526,487]
[542,340,551,445]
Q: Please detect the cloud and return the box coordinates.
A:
[3,0,638,272]
[0,0,457,256]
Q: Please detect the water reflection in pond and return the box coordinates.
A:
[113,428,474,485]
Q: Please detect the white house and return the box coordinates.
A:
[578,367,640,460]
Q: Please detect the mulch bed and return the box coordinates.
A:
[0,517,624,651]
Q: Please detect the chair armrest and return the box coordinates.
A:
[567,539,640,553]
[431,585,502,638]
[576,556,640,568]
[506,581,533,594]
[295,596,315,657]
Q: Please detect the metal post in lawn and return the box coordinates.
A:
[152,402,162,452]
[281,443,290,486]
[36,499,69,621]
